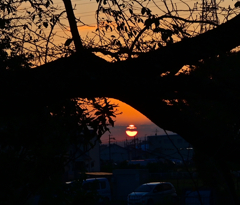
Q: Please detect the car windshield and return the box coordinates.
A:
[134,185,154,192]
[82,181,99,191]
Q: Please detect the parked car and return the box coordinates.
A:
[127,182,177,205]
[82,178,112,202]
[65,177,111,205]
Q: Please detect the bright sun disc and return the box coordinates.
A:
[126,130,138,137]
[126,124,138,137]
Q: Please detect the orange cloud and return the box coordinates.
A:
[78,25,97,31]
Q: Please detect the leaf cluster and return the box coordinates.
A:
[83,0,240,61]
[0,97,118,204]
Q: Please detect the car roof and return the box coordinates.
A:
[85,178,107,181]
[143,182,172,186]
[65,177,108,185]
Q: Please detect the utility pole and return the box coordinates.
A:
[145,135,147,151]
[108,134,115,162]
[134,135,136,158]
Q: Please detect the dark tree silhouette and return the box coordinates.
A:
[1,0,240,204]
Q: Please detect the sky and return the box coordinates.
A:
[54,0,196,38]
[51,0,235,144]
[16,0,174,144]
[100,98,167,144]
[52,0,172,144]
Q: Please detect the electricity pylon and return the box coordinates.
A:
[200,0,219,33]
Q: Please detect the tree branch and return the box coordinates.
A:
[129,15,218,58]
[62,0,84,52]
[1,14,240,143]
[127,13,240,75]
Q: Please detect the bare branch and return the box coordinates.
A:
[62,0,84,52]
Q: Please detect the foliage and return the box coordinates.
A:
[77,0,240,203]
[0,97,117,204]
[84,0,240,61]
[0,2,120,204]
[1,0,240,204]
[0,0,79,66]
[167,50,240,204]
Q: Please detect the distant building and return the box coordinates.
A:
[65,135,100,181]
[100,144,128,163]
[147,134,194,161]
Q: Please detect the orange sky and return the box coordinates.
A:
[100,98,168,144]
[20,0,233,144]
[52,0,217,143]
[53,0,236,144]
[108,98,153,125]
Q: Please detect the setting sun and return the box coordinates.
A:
[126,124,138,137]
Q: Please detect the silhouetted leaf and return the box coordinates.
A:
[105,25,109,31]
[138,18,144,23]
[167,36,173,45]
[235,1,240,7]
[64,38,73,46]
[109,117,114,127]
[153,27,161,33]
[146,8,152,15]
[154,19,160,28]
[158,42,163,48]
[46,0,50,8]
[172,25,179,34]
[43,22,48,28]
[144,18,152,28]
[141,7,146,15]
[162,33,168,41]
[129,9,133,15]
[166,30,173,36]
[117,40,122,47]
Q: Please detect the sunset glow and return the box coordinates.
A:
[101,99,164,143]
[110,99,152,125]
[77,25,97,31]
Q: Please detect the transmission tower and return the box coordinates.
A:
[200,0,219,33]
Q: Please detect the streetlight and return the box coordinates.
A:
[126,124,138,158]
